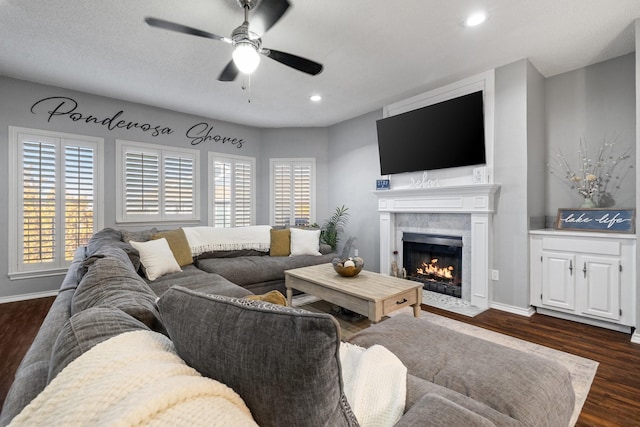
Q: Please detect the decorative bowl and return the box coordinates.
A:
[332,257,365,277]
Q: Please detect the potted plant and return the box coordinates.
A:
[320,205,349,251]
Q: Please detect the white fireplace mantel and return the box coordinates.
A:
[374,184,501,309]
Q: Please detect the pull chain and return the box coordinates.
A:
[241,74,252,103]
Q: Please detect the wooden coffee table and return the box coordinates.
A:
[285,263,423,323]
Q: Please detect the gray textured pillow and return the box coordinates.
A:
[120,228,159,243]
[158,286,359,427]
[72,254,164,333]
[48,307,149,382]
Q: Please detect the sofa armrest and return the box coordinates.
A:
[394,393,496,427]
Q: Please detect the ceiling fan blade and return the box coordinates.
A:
[263,48,323,76]
[145,17,231,43]
[250,0,290,36]
[218,60,240,81]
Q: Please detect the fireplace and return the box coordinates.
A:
[403,232,463,298]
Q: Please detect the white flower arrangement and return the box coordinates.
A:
[549,138,633,207]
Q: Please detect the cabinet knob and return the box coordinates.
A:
[583,262,587,278]
[569,260,573,275]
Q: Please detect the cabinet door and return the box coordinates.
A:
[541,251,576,311]
[580,255,620,321]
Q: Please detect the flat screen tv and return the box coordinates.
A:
[376,90,486,175]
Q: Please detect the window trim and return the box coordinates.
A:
[269,157,316,227]
[208,152,256,227]
[115,139,200,224]
[8,126,104,279]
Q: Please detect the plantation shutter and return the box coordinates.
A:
[164,155,194,214]
[234,161,252,227]
[273,163,292,227]
[64,143,95,260]
[210,154,255,227]
[12,127,102,275]
[118,141,199,222]
[293,163,312,226]
[213,160,231,227]
[271,159,315,227]
[22,139,57,265]
[124,149,159,216]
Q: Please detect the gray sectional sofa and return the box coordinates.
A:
[1,228,576,426]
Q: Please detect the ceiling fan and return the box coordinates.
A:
[145,0,323,81]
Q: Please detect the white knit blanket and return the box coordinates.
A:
[9,331,257,427]
[340,342,407,427]
[183,225,272,256]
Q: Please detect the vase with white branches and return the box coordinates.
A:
[548,138,632,208]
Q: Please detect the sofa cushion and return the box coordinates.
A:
[146,265,252,299]
[348,314,575,427]
[195,252,336,287]
[152,228,193,266]
[290,227,321,256]
[71,252,164,333]
[269,228,291,256]
[120,227,159,243]
[158,286,359,427]
[130,238,182,281]
[48,307,150,382]
[394,393,497,427]
[85,228,141,271]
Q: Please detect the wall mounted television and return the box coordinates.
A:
[376,90,486,175]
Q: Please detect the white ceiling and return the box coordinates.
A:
[1,0,638,128]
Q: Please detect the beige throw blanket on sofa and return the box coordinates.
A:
[340,342,407,427]
[183,225,272,256]
[9,331,257,427]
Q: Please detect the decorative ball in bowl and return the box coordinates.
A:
[332,257,365,277]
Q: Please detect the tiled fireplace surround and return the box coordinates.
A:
[375,184,500,309]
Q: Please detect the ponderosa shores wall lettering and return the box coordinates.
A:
[30,96,244,148]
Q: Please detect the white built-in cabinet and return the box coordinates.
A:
[529,230,636,333]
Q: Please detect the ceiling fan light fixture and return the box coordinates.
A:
[232,42,261,74]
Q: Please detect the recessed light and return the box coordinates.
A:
[464,12,487,27]
[309,94,322,102]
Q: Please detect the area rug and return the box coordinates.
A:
[388,308,598,427]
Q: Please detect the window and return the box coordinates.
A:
[270,158,315,227]
[8,127,103,278]
[209,153,256,227]
[116,140,199,223]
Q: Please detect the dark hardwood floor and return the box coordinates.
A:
[1,297,639,426]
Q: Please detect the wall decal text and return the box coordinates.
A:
[186,122,244,148]
[31,96,174,137]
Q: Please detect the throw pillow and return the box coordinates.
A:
[290,227,321,256]
[269,228,291,256]
[244,290,287,306]
[158,286,359,427]
[129,238,182,281]
[152,228,193,266]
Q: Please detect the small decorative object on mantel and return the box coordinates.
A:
[376,179,390,190]
[548,138,632,208]
[555,208,635,233]
[410,171,439,189]
[332,257,365,277]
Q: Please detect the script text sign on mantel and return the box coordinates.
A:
[555,209,635,233]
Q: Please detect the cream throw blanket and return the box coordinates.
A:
[340,342,407,427]
[183,225,272,256]
[9,331,257,427]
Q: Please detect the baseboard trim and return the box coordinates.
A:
[0,290,58,305]
[631,331,640,345]
[490,301,536,317]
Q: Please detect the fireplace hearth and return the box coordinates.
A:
[403,232,463,298]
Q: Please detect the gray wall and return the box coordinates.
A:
[327,109,383,271]
[545,53,636,214]
[0,77,261,299]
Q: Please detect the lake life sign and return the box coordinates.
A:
[555,209,635,233]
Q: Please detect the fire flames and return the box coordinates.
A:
[416,258,454,281]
